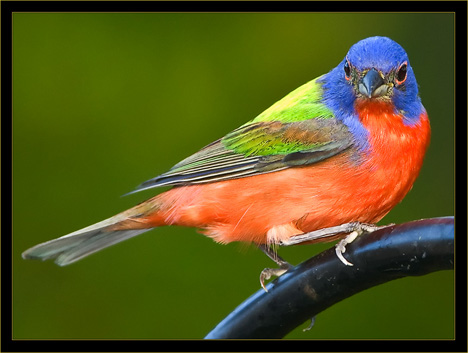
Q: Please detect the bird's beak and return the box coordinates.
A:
[358,68,386,98]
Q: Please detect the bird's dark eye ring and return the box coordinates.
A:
[395,61,407,85]
[344,59,351,80]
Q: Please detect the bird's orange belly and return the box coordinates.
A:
[152,150,413,244]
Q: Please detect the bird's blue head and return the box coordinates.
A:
[319,36,424,126]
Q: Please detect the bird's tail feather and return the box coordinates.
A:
[22,215,153,266]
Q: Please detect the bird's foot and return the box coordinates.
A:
[259,264,292,292]
[258,244,293,292]
[303,316,316,332]
[281,222,391,266]
[334,223,391,266]
[335,230,360,266]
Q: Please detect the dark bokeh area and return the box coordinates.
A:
[13,13,454,339]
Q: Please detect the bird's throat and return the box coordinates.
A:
[355,98,394,116]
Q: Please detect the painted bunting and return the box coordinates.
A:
[23,37,430,288]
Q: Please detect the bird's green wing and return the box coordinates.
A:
[130,78,354,193]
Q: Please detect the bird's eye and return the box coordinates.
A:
[395,62,407,85]
[344,59,351,80]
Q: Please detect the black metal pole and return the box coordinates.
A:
[205,217,454,339]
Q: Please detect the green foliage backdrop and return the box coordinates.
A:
[13,12,454,339]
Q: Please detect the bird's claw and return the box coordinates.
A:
[335,241,354,266]
[303,316,316,332]
[335,230,358,266]
[334,223,387,266]
[260,266,290,292]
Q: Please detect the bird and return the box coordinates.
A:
[22,36,431,290]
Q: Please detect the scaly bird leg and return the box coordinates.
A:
[280,222,390,266]
[258,244,293,292]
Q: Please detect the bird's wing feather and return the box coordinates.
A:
[129,79,354,193]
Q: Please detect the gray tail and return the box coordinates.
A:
[22,216,153,266]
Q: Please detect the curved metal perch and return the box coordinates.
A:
[205,217,454,339]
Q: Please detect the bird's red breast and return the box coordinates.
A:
[120,100,430,246]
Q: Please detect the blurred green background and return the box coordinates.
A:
[13,13,454,339]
